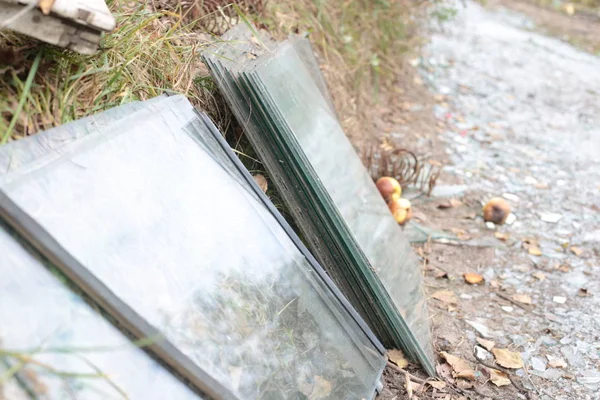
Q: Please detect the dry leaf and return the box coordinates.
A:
[558,263,571,272]
[434,269,449,279]
[578,288,591,297]
[253,174,268,193]
[438,199,463,209]
[440,352,472,376]
[528,246,542,256]
[512,294,532,305]
[428,381,447,390]
[388,349,409,368]
[492,348,524,369]
[455,369,477,380]
[436,363,454,383]
[477,338,496,351]
[432,290,458,304]
[299,376,332,400]
[39,0,55,14]
[488,368,511,387]
[532,271,546,281]
[463,272,484,284]
[548,357,567,369]
[570,246,584,256]
[494,232,510,241]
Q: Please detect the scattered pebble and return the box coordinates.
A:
[540,212,563,223]
[553,296,567,304]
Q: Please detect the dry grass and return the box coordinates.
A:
[259,0,431,142]
[0,1,241,142]
[0,0,433,146]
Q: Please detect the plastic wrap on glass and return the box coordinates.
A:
[0,96,385,399]
[202,25,435,374]
[0,225,203,400]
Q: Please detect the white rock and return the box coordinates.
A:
[505,213,517,225]
[502,306,514,313]
[553,296,567,304]
[540,212,563,223]
[502,193,520,202]
[466,320,493,338]
[485,221,496,230]
[531,357,547,372]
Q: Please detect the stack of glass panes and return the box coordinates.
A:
[202,25,435,375]
[0,95,386,399]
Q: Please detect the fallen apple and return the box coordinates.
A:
[483,197,511,225]
[376,177,402,202]
[389,198,412,225]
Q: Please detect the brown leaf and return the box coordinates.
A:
[548,357,567,369]
[252,174,268,193]
[558,263,571,273]
[512,294,532,305]
[494,232,510,241]
[436,363,454,383]
[438,199,463,209]
[388,349,409,368]
[532,271,546,281]
[455,369,477,380]
[492,348,524,369]
[432,290,458,304]
[434,269,449,279]
[488,368,512,387]
[428,380,447,390]
[578,288,591,297]
[570,246,584,256]
[39,0,55,14]
[476,338,496,351]
[463,272,484,285]
[440,352,473,375]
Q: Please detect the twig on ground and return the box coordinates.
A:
[386,361,427,384]
[494,291,542,316]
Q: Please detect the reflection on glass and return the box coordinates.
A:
[0,97,385,399]
[0,226,202,400]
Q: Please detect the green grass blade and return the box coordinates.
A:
[2,52,42,144]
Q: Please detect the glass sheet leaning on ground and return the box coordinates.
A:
[202,24,435,375]
[0,95,386,399]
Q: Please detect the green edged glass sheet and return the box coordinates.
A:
[202,27,434,374]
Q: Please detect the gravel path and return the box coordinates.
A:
[415,2,600,399]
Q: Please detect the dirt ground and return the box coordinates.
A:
[371,1,600,399]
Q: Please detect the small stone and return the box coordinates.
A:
[466,320,493,338]
[540,212,563,223]
[476,346,492,361]
[502,306,514,313]
[578,371,600,388]
[485,221,496,230]
[505,213,517,225]
[543,368,564,381]
[553,296,567,304]
[460,293,473,300]
[531,357,547,372]
[502,193,520,202]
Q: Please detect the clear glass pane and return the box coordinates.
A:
[241,42,433,369]
[0,226,203,400]
[0,98,384,399]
